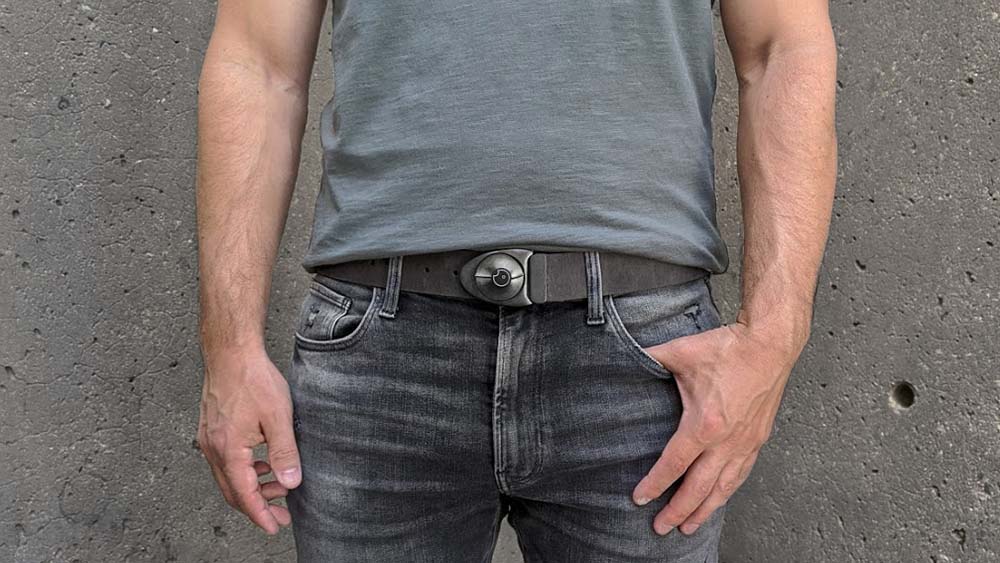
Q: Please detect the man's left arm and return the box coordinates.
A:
[634,0,838,535]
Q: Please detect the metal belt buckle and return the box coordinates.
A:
[459,249,535,306]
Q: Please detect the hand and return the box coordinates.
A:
[196,347,301,535]
[631,319,804,536]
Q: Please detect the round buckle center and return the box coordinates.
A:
[491,268,512,287]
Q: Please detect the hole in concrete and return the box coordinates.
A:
[890,381,916,410]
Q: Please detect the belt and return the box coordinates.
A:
[312,249,708,307]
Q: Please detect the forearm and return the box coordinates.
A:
[734,39,838,357]
[195,51,309,359]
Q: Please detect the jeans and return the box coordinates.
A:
[286,252,727,562]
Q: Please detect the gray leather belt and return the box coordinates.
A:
[312,249,708,307]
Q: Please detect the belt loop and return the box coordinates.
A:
[584,251,605,325]
[379,255,404,319]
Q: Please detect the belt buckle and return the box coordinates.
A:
[459,249,534,306]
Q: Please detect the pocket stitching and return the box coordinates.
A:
[308,278,352,310]
[294,286,384,351]
[296,282,350,341]
[605,294,676,379]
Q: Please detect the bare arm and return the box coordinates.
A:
[724,0,838,355]
[197,0,325,357]
[195,0,326,535]
[635,0,837,535]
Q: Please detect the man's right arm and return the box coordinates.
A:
[195,0,326,535]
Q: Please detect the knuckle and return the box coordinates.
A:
[689,433,708,447]
[217,452,241,469]
[692,480,714,498]
[697,414,727,442]
[671,458,691,476]
[268,445,299,462]
[717,479,737,495]
[662,459,687,480]
[233,489,258,509]
[206,433,229,454]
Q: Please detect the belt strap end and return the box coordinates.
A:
[527,253,548,304]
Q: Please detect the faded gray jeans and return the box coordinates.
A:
[286,253,727,562]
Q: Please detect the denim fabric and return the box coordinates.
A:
[286,253,726,562]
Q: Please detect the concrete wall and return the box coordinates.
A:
[1,1,996,561]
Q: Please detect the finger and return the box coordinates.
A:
[262,409,302,489]
[223,448,281,535]
[269,503,293,527]
[260,479,291,501]
[678,457,747,535]
[254,460,273,477]
[199,430,242,507]
[208,462,236,508]
[632,425,703,506]
[652,451,727,535]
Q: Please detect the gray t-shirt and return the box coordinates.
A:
[302,0,729,274]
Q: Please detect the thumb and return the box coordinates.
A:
[263,409,302,489]
[644,333,698,375]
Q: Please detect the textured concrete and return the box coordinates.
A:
[1,1,997,562]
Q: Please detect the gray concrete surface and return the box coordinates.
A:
[1,1,997,561]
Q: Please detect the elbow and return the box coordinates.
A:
[736,34,838,91]
[198,48,309,103]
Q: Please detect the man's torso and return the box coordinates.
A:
[303,0,729,274]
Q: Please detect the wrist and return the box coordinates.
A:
[200,334,269,371]
[735,304,812,360]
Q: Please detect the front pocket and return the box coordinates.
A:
[293,276,384,351]
[604,277,712,379]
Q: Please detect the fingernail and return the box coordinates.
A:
[634,496,651,506]
[655,524,673,536]
[682,523,700,535]
[280,468,300,482]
